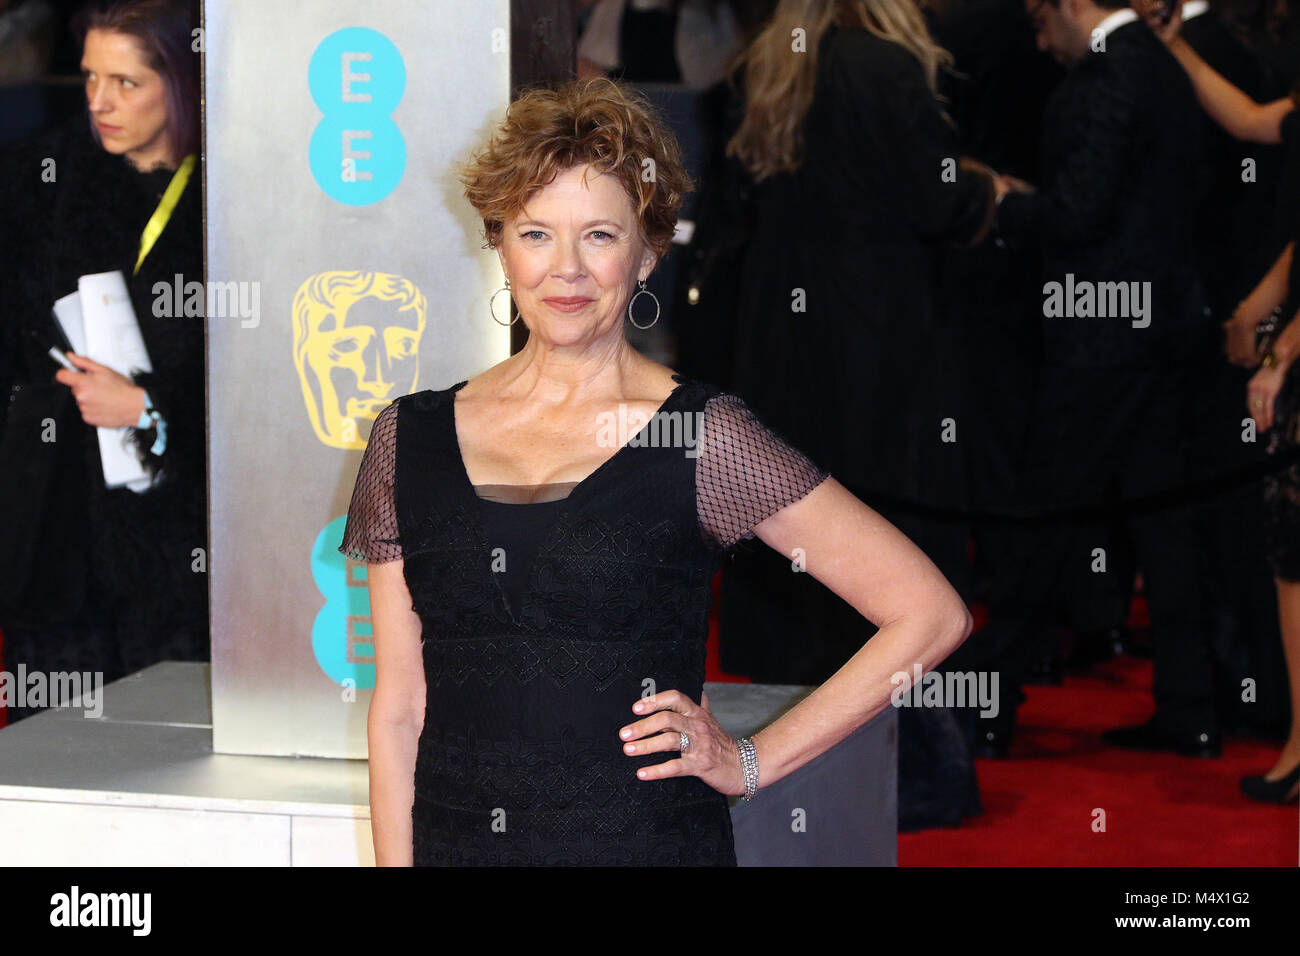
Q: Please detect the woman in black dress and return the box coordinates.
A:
[0,0,207,720]
[340,77,973,865]
[1151,4,1300,802]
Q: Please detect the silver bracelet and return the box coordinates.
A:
[736,736,758,801]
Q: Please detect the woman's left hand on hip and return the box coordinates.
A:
[619,689,747,797]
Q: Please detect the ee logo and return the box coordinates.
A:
[307,27,406,205]
[311,515,376,689]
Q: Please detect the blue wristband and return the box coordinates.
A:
[135,391,167,456]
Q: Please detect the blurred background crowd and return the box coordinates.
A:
[2,0,1297,826]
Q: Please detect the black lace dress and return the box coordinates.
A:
[339,372,830,865]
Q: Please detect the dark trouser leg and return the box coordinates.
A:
[962,512,1084,734]
[1129,502,1215,730]
[954,366,1100,739]
[1122,364,1216,732]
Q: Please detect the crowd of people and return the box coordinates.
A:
[580,0,1300,818]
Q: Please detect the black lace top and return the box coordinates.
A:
[339,372,830,865]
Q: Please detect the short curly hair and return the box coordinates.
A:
[460,77,693,261]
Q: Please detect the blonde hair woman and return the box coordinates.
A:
[728,0,955,179]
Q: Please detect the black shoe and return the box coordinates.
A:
[1240,763,1300,803]
[1101,718,1221,758]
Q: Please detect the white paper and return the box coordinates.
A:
[72,271,157,492]
[52,290,87,355]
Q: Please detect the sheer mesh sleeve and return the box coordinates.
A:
[338,401,402,563]
[697,393,831,551]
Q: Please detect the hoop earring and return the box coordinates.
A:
[627,279,659,330]
[490,280,519,326]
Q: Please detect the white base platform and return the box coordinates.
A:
[0,662,895,866]
[0,662,372,866]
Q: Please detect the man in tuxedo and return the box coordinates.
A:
[930,0,1137,691]
[971,0,1219,757]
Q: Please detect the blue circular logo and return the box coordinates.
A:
[307,27,406,205]
[311,515,376,689]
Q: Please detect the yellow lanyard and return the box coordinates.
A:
[134,153,196,276]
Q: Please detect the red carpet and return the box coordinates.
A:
[7,583,1295,865]
[899,654,1298,865]
[708,573,1296,864]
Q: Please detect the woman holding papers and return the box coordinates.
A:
[0,0,206,722]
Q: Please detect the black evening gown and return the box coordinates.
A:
[721,24,993,683]
[339,372,831,865]
[730,24,992,516]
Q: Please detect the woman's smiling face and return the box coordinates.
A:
[497,164,658,347]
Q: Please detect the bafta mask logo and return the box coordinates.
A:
[292,270,427,448]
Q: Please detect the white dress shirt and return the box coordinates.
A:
[1093,6,1140,45]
